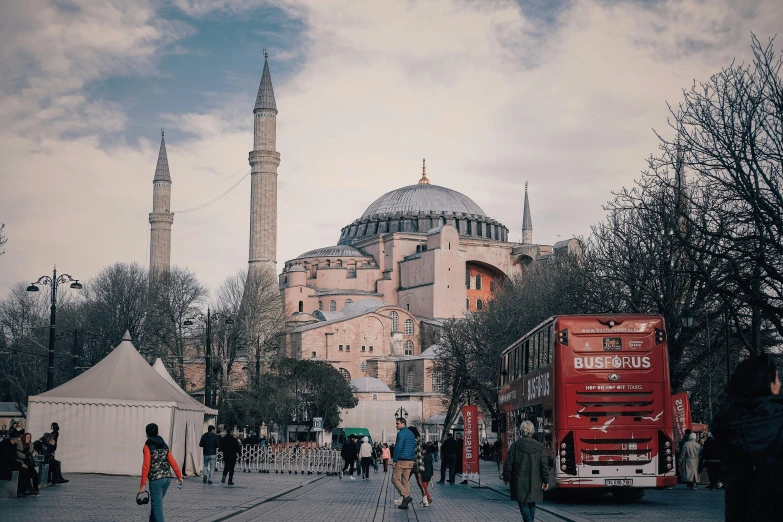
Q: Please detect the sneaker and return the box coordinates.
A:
[394,497,404,506]
[207,480,213,485]
[420,498,429,507]
[228,481,235,485]
[349,476,356,480]
[203,475,208,484]
[692,485,698,490]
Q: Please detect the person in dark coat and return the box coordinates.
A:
[701,432,722,490]
[340,435,358,480]
[420,443,434,506]
[503,421,549,522]
[199,425,220,484]
[219,432,241,485]
[38,433,67,484]
[711,354,783,522]
[16,432,40,495]
[438,433,458,484]
[0,430,28,496]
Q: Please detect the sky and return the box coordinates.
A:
[1,0,781,298]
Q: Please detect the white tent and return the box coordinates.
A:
[26,332,216,476]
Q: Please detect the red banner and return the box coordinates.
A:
[461,405,480,480]
[672,392,692,443]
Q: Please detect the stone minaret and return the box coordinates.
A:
[248,50,280,279]
[521,181,533,244]
[149,130,174,277]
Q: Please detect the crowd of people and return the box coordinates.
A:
[0,420,68,498]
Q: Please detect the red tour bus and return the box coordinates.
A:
[498,315,677,497]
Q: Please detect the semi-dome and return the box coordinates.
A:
[361,184,486,219]
[296,244,369,259]
[349,376,392,393]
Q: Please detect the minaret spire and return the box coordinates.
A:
[149,130,174,277]
[418,158,430,184]
[521,181,533,244]
[248,50,280,279]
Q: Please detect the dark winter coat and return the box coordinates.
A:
[219,435,241,461]
[702,436,721,463]
[199,432,221,456]
[502,436,549,504]
[711,394,783,521]
[341,440,357,460]
[441,437,458,456]
[421,452,434,482]
[0,438,22,481]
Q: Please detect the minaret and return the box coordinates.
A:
[248,49,280,279]
[149,130,174,277]
[521,181,533,244]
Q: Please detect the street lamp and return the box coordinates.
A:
[679,307,695,329]
[183,308,234,408]
[27,267,82,390]
[394,407,409,421]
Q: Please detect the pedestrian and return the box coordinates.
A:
[381,444,391,472]
[420,443,434,506]
[391,417,416,509]
[219,432,241,485]
[502,420,549,522]
[438,433,458,484]
[16,432,40,496]
[372,442,381,473]
[0,424,7,440]
[199,425,220,484]
[701,432,722,490]
[677,428,691,476]
[711,354,783,521]
[408,426,430,507]
[431,441,439,462]
[1,430,29,496]
[138,423,183,522]
[359,436,373,479]
[38,433,66,484]
[340,435,358,480]
[679,433,701,489]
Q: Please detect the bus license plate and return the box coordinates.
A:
[605,479,633,487]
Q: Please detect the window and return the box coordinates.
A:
[390,312,398,333]
[346,345,351,352]
[476,299,483,311]
[404,319,414,335]
[336,260,343,267]
[490,281,496,292]
[361,361,367,373]
[312,351,316,358]
[347,268,356,278]
[372,393,378,401]
[339,344,344,351]
[362,345,366,352]
[369,345,374,352]
[432,371,445,392]
[475,274,482,290]
[329,300,337,311]
[318,301,323,310]
[404,340,414,355]
[478,222,483,237]
[466,268,470,288]
[298,301,303,313]
[466,298,470,310]
[338,368,351,382]
[467,220,472,235]
[406,303,410,311]
[345,299,353,305]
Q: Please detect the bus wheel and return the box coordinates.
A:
[612,489,645,501]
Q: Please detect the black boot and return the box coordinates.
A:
[398,496,412,509]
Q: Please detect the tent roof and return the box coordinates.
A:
[153,358,218,416]
[32,331,202,411]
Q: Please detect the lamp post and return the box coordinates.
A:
[680,306,713,418]
[27,267,82,391]
[394,407,408,421]
[184,308,234,408]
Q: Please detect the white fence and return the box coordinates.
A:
[217,446,343,475]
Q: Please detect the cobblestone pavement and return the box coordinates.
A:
[0,463,724,521]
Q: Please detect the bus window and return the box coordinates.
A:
[515,346,521,379]
[532,335,539,372]
[523,341,530,374]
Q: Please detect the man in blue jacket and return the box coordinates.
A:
[199,425,220,484]
[392,417,416,509]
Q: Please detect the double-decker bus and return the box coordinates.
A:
[498,315,677,497]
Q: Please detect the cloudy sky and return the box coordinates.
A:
[1,0,780,297]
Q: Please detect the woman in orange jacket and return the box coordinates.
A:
[138,423,183,522]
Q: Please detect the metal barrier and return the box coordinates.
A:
[217,446,343,475]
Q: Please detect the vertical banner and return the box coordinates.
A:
[672,392,692,443]
[461,405,480,481]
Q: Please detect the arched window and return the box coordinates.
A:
[298,301,303,313]
[476,299,483,311]
[404,319,414,335]
[466,298,470,310]
[404,340,414,356]
[338,368,351,382]
[336,259,343,267]
[360,361,367,373]
[345,299,353,305]
[465,268,470,289]
[432,371,445,393]
[329,300,337,311]
[390,312,398,333]
[475,274,482,290]
[318,301,323,310]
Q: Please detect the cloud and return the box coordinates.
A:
[1,0,781,298]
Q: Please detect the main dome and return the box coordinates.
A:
[361,184,486,219]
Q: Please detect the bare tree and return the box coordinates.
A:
[0,223,7,256]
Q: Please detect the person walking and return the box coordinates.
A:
[438,433,458,484]
[420,443,434,506]
[219,432,241,485]
[392,417,416,509]
[199,425,220,484]
[359,436,373,479]
[711,354,783,521]
[408,427,431,507]
[679,433,702,489]
[340,435,358,480]
[502,421,549,522]
[138,423,183,522]
[381,444,391,472]
[701,432,722,490]
[372,442,381,473]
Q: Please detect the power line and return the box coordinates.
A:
[172,164,250,209]
[176,170,251,213]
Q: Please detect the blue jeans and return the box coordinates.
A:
[149,478,171,522]
[518,502,536,522]
[203,455,216,481]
